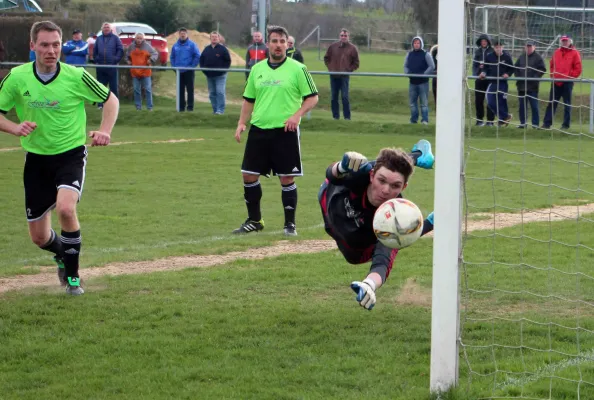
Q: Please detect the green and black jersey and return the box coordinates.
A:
[243,57,317,129]
[0,62,110,155]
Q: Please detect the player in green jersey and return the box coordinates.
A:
[0,21,119,295]
[233,25,319,236]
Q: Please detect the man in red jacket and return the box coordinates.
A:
[542,35,582,129]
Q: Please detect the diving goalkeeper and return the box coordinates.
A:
[318,140,435,311]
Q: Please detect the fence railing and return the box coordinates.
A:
[2,61,593,132]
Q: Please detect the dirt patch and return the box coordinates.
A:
[2,204,593,294]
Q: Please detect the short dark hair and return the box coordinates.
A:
[267,25,289,41]
[179,27,188,33]
[340,29,349,34]
[30,21,62,44]
[374,148,415,183]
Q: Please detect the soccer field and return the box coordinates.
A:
[1,98,593,399]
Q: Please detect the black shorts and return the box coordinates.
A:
[241,125,303,177]
[23,145,88,222]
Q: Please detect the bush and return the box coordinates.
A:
[350,33,369,47]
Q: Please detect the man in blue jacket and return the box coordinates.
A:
[170,27,200,112]
[403,36,435,125]
[479,39,514,126]
[62,29,88,66]
[93,22,124,107]
[199,31,231,115]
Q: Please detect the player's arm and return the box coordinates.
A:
[284,66,319,131]
[326,152,371,182]
[89,92,119,146]
[351,241,395,311]
[0,73,36,136]
[235,100,254,143]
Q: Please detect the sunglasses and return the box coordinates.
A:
[340,35,348,37]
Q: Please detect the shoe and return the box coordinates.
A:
[561,124,570,129]
[65,277,84,296]
[541,124,551,129]
[531,125,540,129]
[486,122,494,127]
[517,124,526,129]
[421,121,429,125]
[284,223,298,236]
[476,121,485,127]
[502,114,512,126]
[54,256,67,286]
[232,219,264,234]
[411,139,434,169]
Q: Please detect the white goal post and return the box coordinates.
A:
[429,0,465,394]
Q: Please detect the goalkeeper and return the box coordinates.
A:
[318,140,435,311]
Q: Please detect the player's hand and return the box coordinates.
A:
[427,211,434,226]
[235,124,246,143]
[284,115,300,132]
[13,121,37,137]
[89,131,111,146]
[350,278,377,311]
[339,151,371,175]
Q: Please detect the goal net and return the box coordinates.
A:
[432,0,594,398]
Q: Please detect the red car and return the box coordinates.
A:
[88,22,169,66]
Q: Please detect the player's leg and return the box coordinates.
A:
[271,128,302,236]
[24,152,66,284]
[233,127,270,234]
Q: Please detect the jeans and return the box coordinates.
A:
[518,90,539,126]
[96,66,118,106]
[408,82,429,123]
[178,71,195,111]
[132,76,153,110]
[487,81,510,121]
[543,82,573,127]
[206,74,227,114]
[475,79,495,122]
[330,76,350,119]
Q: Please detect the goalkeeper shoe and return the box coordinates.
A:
[232,219,264,234]
[284,222,297,237]
[412,139,435,169]
[65,277,84,296]
[54,256,67,286]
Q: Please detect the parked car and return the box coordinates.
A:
[89,22,169,65]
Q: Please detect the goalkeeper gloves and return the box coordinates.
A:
[427,211,434,226]
[338,152,371,175]
[350,278,377,311]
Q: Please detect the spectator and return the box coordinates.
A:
[286,36,304,63]
[404,36,435,125]
[126,32,158,111]
[170,27,200,112]
[430,44,438,103]
[324,29,360,120]
[480,39,514,126]
[86,32,95,62]
[93,22,124,108]
[245,31,268,79]
[62,29,88,66]
[199,31,231,115]
[514,40,546,129]
[473,34,495,126]
[542,35,582,129]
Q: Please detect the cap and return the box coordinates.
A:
[72,29,81,34]
[525,40,535,46]
[560,35,570,41]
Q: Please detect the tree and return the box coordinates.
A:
[125,0,180,36]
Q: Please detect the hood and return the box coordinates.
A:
[476,34,491,47]
[411,36,424,50]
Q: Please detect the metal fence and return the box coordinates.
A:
[2,61,593,133]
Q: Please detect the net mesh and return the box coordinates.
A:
[461,1,594,398]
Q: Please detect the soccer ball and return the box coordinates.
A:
[373,198,424,249]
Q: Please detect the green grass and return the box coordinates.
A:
[1,50,594,398]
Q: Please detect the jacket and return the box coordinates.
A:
[93,33,124,65]
[287,47,304,64]
[62,39,88,66]
[324,41,360,74]
[514,51,546,92]
[473,34,493,77]
[550,46,582,86]
[403,36,435,84]
[430,44,438,72]
[245,43,268,69]
[170,39,200,73]
[484,50,514,84]
[199,43,231,77]
[127,40,158,78]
